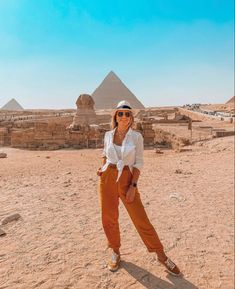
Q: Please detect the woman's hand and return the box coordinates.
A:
[96,167,103,176]
[126,185,136,203]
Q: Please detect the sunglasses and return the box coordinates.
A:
[117,111,131,118]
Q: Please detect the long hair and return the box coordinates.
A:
[111,110,134,130]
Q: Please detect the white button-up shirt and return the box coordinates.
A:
[101,127,144,182]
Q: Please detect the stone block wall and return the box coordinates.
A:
[212,130,235,138]
[9,120,107,150]
[133,121,155,146]
[0,127,11,146]
[1,115,192,150]
[141,121,155,146]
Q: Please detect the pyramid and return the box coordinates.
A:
[1,98,24,111]
[226,96,235,104]
[91,71,145,109]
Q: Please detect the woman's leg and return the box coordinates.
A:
[118,168,164,254]
[117,168,181,276]
[99,167,121,252]
[120,189,164,254]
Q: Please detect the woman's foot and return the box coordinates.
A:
[157,252,181,276]
[107,251,121,272]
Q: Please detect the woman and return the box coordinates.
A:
[97,100,181,276]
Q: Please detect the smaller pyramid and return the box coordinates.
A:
[1,98,24,111]
[226,96,235,104]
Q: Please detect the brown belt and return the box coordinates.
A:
[108,163,130,170]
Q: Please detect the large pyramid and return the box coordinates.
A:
[1,98,24,111]
[226,96,235,104]
[91,71,145,109]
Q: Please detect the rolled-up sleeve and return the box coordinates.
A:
[101,132,107,158]
[133,133,144,171]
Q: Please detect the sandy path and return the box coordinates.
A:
[0,136,234,289]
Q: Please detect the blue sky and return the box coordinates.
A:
[0,0,234,109]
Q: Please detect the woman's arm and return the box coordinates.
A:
[97,156,107,176]
[126,133,144,203]
[133,133,144,173]
[131,167,140,184]
[126,167,140,203]
[102,156,107,166]
[97,132,107,176]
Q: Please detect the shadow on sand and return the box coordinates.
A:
[121,261,199,289]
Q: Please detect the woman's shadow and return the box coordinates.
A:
[121,261,198,289]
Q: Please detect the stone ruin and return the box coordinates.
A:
[134,121,155,146]
[0,95,208,151]
[133,120,190,150]
[69,94,97,129]
[0,94,107,150]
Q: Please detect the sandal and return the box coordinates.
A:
[108,252,121,272]
[158,257,181,276]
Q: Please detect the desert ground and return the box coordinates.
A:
[0,136,234,289]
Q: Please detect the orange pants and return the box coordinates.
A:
[99,164,164,253]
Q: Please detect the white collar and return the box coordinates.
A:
[111,127,133,136]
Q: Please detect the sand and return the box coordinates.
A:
[0,136,234,289]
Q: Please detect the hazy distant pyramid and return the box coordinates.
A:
[226,96,235,104]
[92,71,145,109]
[1,98,24,111]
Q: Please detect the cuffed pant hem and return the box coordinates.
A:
[108,244,121,251]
